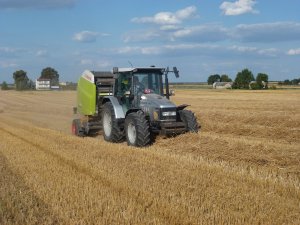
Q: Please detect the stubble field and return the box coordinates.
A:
[0,89,299,224]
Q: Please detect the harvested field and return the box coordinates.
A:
[0,89,299,224]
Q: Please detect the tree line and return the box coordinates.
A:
[1,67,59,91]
[278,78,300,86]
[208,68,269,89]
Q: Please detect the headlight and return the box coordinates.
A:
[153,111,159,120]
[162,111,176,116]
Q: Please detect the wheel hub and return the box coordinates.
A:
[103,112,112,136]
[127,122,136,144]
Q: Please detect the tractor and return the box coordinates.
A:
[72,66,199,147]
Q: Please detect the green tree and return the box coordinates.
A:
[207,74,221,84]
[40,67,59,86]
[256,73,269,89]
[13,70,30,90]
[1,81,9,90]
[291,78,300,85]
[233,69,255,89]
[220,74,232,82]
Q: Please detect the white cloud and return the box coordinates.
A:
[0,46,27,57]
[0,0,77,9]
[257,48,279,57]
[160,25,181,31]
[80,59,93,65]
[114,43,278,58]
[73,31,109,43]
[172,25,229,42]
[0,61,18,68]
[228,46,279,56]
[141,47,161,55]
[125,21,300,44]
[228,45,257,53]
[117,46,141,54]
[131,6,197,25]
[287,48,300,55]
[123,30,161,43]
[220,0,258,16]
[36,50,48,57]
[80,59,111,68]
[233,22,300,42]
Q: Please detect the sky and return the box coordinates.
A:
[0,0,300,83]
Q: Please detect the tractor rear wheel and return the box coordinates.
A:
[125,111,151,147]
[179,110,199,133]
[72,119,84,137]
[102,102,124,142]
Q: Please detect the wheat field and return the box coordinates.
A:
[0,89,299,225]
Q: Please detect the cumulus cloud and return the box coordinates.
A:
[228,45,279,56]
[172,25,229,42]
[220,0,258,16]
[287,48,300,55]
[115,43,279,58]
[124,21,300,44]
[0,46,27,56]
[80,59,111,68]
[123,30,162,43]
[36,50,48,57]
[0,61,18,68]
[73,31,109,43]
[233,22,300,42]
[131,6,197,25]
[0,0,77,9]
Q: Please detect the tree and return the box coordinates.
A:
[291,78,300,85]
[220,74,232,82]
[233,69,254,89]
[1,81,9,90]
[40,67,59,86]
[13,70,30,90]
[256,73,269,89]
[207,74,221,84]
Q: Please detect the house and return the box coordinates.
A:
[212,82,233,89]
[36,79,51,90]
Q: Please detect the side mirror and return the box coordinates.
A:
[169,89,175,96]
[113,67,118,74]
[173,67,179,78]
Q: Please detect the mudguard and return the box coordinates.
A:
[103,96,126,119]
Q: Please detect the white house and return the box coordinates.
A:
[36,79,51,90]
[212,82,233,89]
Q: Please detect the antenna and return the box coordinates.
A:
[128,61,134,67]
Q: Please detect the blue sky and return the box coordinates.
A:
[0,0,300,83]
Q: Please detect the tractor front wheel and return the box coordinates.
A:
[179,110,199,133]
[125,111,151,147]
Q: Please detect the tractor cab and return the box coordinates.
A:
[114,67,166,109]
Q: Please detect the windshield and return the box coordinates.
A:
[115,71,164,97]
[132,72,163,96]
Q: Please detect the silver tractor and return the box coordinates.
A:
[73,66,200,147]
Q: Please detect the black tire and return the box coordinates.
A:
[101,102,124,142]
[125,111,151,147]
[72,119,85,137]
[179,110,199,133]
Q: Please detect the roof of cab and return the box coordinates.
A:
[114,67,165,73]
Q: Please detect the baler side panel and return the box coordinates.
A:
[77,76,96,115]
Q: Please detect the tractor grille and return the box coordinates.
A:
[159,107,177,121]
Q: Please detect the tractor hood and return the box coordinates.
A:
[140,93,176,109]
